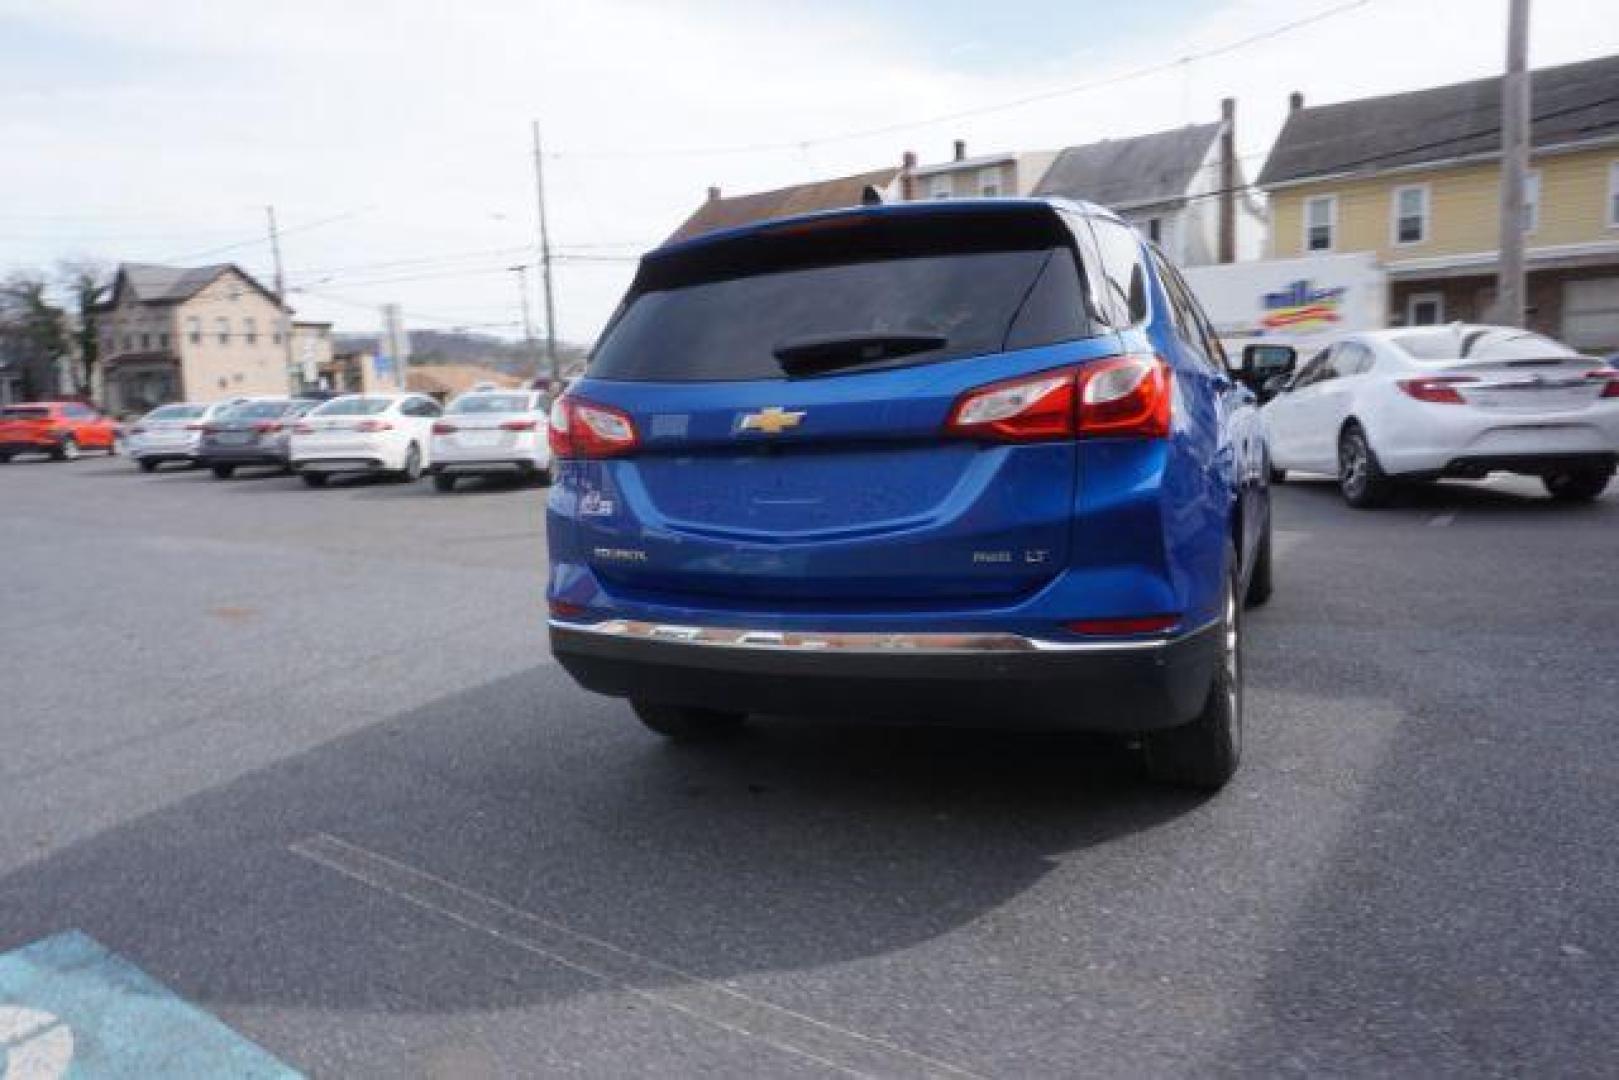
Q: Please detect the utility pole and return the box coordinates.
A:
[1495,0,1531,327]
[531,121,560,386]
[508,263,539,378]
[266,205,299,393]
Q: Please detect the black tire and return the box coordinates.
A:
[301,472,329,488]
[211,464,235,480]
[1268,464,1286,484]
[1144,551,1242,791]
[0,453,11,464]
[432,474,457,493]
[397,443,423,482]
[51,436,80,462]
[1244,517,1273,608]
[1338,421,1396,509]
[137,458,158,473]
[631,701,748,742]
[1543,467,1611,502]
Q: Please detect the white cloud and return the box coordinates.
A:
[2,0,1617,343]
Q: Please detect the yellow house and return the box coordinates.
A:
[1259,54,1619,351]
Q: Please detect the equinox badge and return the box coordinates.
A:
[738,407,805,435]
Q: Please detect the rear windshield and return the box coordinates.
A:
[222,400,294,420]
[311,397,392,417]
[448,393,530,414]
[0,407,49,419]
[146,404,205,421]
[591,211,1090,382]
[1391,327,1582,362]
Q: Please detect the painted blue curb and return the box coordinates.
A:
[0,931,301,1079]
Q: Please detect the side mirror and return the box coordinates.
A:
[1240,344,1296,393]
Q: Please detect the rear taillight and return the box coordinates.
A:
[500,419,539,432]
[200,425,220,435]
[1076,355,1173,439]
[1066,614,1182,636]
[130,425,146,435]
[185,423,206,431]
[944,355,1172,443]
[432,421,458,435]
[549,397,638,459]
[1398,376,1478,404]
[1587,369,1619,398]
[946,370,1075,442]
[355,419,393,433]
[549,600,586,618]
[253,421,282,434]
[293,422,314,434]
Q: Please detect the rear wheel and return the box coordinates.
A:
[0,453,10,464]
[1338,421,1395,509]
[301,472,329,488]
[52,436,80,462]
[397,443,423,482]
[1543,467,1611,502]
[211,464,235,480]
[432,474,457,493]
[631,701,748,742]
[1144,557,1242,791]
[137,458,157,473]
[533,465,553,487]
[1268,464,1286,484]
[1244,518,1273,608]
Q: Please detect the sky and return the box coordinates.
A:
[3,0,1618,346]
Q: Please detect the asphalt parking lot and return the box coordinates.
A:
[1,457,1616,1078]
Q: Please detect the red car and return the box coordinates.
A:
[0,401,120,462]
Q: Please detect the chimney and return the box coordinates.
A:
[953,139,966,162]
[1219,97,1237,264]
[706,185,721,202]
[901,150,917,201]
[1288,91,1304,113]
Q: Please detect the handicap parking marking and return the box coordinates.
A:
[0,931,300,1080]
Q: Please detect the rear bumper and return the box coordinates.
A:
[428,458,538,475]
[549,618,1221,732]
[197,446,290,467]
[1421,451,1617,480]
[293,457,387,473]
[0,440,57,454]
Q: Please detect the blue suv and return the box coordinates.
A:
[547,199,1272,789]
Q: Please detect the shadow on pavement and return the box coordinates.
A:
[0,666,1201,1022]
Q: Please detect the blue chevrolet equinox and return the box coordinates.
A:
[547,198,1272,789]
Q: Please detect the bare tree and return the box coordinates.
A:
[59,260,110,397]
[0,274,70,400]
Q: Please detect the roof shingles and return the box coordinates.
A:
[665,167,901,244]
[1032,123,1221,208]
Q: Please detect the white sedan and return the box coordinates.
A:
[1261,325,1619,507]
[126,400,244,471]
[427,388,553,492]
[289,393,442,488]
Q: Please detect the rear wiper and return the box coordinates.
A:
[772,331,948,376]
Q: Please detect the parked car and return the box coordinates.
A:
[196,397,317,478]
[1258,325,1619,506]
[545,198,1272,790]
[0,401,119,462]
[428,388,554,492]
[288,392,441,487]
[126,401,242,471]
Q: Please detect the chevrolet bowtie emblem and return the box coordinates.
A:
[738,407,805,434]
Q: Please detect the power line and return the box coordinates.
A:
[157,207,372,264]
[544,0,1372,160]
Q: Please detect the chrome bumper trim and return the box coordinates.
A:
[549,618,1216,655]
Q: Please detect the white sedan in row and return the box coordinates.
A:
[427,388,553,492]
[289,393,443,487]
[1261,325,1619,507]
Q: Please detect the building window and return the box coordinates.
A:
[1608,162,1619,228]
[159,332,169,349]
[929,176,950,200]
[123,334,133,350]
[1305,194,1336,252]
[216,317,230,345]
[140,332,150,349]
[1524,171,1541,233]
[243,317,258,345]
[1407,292,1445,326]
[977,167,1000,197]
[1392,184,1428,245]
[186,316,201,345]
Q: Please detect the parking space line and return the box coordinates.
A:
[290,833,984,1080]
[1428,512,1457,527]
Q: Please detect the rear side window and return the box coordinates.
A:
[591,211,1091,382]
[1084,217,1150,327]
